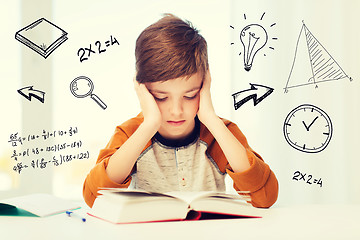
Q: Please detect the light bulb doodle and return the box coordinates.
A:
[230,12,277,72]
[240,24,268,71]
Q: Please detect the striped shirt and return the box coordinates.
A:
[130,118,226,192]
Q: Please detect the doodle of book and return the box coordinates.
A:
[15,18,68,59]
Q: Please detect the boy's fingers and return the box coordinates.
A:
[133,73,141,90]
[133,76,139,89]
[207,70,212,84]
[201,71,211,91]
[134,79,147,94]
[135,83,152,100]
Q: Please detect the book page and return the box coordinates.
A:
[166,191,212,204]
[166,191,249,204]
[98,189,180,203]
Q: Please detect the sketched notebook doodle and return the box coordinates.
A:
[15,18,68,58]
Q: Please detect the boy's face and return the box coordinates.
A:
[145,73,203,140]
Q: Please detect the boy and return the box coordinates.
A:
[83,14,278,208]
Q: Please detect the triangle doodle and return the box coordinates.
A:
[284,21,350,93]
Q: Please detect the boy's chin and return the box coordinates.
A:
[159,124,194,140]
[159,129,187,140]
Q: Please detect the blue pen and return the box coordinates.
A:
[66,210,86,222]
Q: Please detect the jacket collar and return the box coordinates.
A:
[154,117,200,148]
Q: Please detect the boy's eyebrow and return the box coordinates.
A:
[185,87,201,93]
[150,87,201,94]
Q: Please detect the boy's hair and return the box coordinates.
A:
[135,14,209,83]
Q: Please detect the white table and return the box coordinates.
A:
[1,204,359,240]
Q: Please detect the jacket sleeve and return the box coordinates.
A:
[82,126,133,208]
[225,122,278,208]
[202,119,278,208]
[226,150,278,208]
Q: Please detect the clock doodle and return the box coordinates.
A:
[283,104,333,153]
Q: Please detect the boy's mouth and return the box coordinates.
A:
[167,120,185,126]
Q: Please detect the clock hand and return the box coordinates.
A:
[307,116,319,130]
[302,121,309,131]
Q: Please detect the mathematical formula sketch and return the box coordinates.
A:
[17,86,45,103]
[232,83,274,110]
[284,21,352,93]
[15,18,68,59]
[70,76,107,110]
[230,12,277,71]
[8,127,88,174]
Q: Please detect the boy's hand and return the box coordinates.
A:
[134,78,162,131]
[197,70,217,126]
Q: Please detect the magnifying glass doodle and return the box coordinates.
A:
[70,76,107,110]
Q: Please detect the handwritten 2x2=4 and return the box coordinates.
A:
[292,170,323,187]
[77,35,119,62]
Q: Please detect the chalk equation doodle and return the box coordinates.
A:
[70,76,107,110]
[17,86,45,103]
[8,127,89,174]
[232,83,273,110]
[284,21,352,93]
[15,18,68,59]
[283,104,333,153]
[230,12,277,71]
[8,127,79,147]
[77,35,119,62]
[292,170,323,187]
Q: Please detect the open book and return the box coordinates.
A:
[88,189,267,224]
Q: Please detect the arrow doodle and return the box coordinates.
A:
[232,83,273,110]
[17,86,45,103]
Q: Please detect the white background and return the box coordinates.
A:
[0,0,359,207]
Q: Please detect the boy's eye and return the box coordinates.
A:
[184,93,198,100]
[154,96,167,101]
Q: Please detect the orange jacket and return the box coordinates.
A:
[83,113,278,208]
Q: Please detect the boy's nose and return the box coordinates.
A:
[170,100,183,116]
